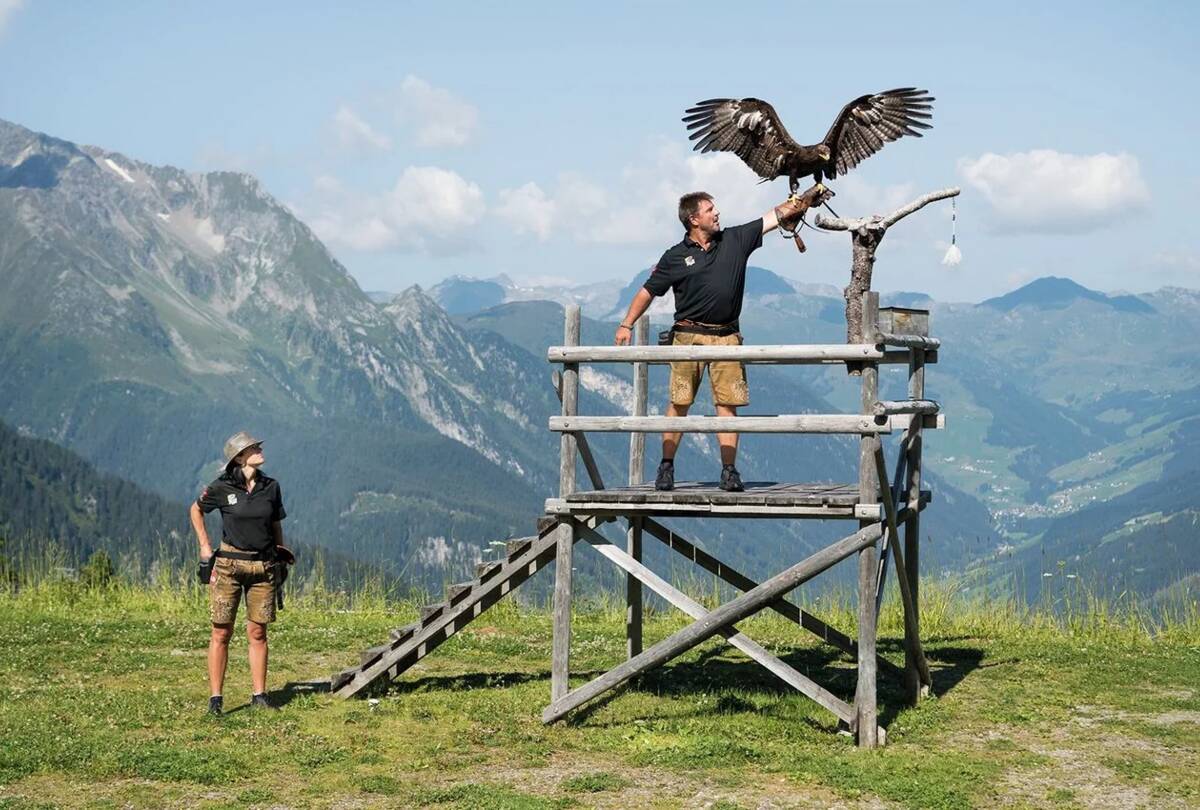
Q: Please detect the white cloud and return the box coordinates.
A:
[1152,250,1200,273]
[501,139,928,250]
[0,0,24,36]
[389,166,484,237]
[332,105,392,152]
[306,166,485,255]
[511,139,778,248]
[497,182,556,241]
[958,149,1149,234]
[395,75,478,148]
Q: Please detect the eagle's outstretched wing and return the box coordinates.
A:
[683,98,800,180]
[821,88,933,179]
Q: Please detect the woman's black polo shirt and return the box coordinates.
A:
[197,469,287,553]
[643,218,764,325]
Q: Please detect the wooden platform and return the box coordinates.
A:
[545,482,930,520]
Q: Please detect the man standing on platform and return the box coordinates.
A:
[614,184,830,492]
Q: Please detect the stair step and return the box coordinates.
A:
[331,667,358,692]
[420,602,447,624]
[360,644,388,667]
[475,561,502,582]
[389,623,419,643]
[537,516,558,535]
[448,582,473,605]
[506,538,532,559]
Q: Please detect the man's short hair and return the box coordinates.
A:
[678,192,713,230]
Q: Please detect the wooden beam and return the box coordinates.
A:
[875,333,941,350]
[872,399,940,417]
[577,523,855,724]
[542,522,883,724]
[550,414,891,434]
[905,347,927,702]
[548,343,885,364]
[874,444,933,690]
[875,434,910,620]
[544,498,878,520]
[627,316,649,658]
[552,304,581,703]
[856,291,881,748]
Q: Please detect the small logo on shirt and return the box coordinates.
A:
[684,256,695,267]
[227,493,238,505]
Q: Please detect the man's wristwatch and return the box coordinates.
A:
[618,323,633,330]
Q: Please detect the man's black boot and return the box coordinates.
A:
[208,695,223,717]
[719,464,744,492]
[655,459,675,491]
[251,692,280,711]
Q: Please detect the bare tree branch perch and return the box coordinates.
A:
[815,187,960,233]
[814,186,961,372]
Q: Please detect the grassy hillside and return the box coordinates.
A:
[0,574,1196,809]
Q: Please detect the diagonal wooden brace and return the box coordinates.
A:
[575,521,856,724]
[874,434,910,618]
[542,522,882,724]
[638,516,906,682]
[874,445,933,690]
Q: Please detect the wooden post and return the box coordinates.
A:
[905,346,926,702]
[552,304,581,702]
[855,291,881,748]
[626,316,648,659]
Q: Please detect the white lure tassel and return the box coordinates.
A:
[941,197,961,266]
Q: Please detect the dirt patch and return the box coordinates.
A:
[468,752,895,809]
[942,716,1194,809]
[996,744,1175,810]
[1150,710,1200,725]
[1147,687,1195,701]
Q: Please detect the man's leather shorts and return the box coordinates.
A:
[669,331,749,407]
[209,556,276,625]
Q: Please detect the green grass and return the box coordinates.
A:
[0,569,1196,808]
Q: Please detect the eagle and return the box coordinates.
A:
[683,89,934,195]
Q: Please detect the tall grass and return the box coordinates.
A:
[2,542,1196,647]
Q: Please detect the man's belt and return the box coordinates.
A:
[214,547,276,562]
[673,320,740,337]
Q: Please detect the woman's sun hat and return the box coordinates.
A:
[222,431,264,470]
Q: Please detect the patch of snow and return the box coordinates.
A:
[104,158,136,183]
[166,326,239,375]
[580,367,635,411]
[102,284,135,302]
[157,212,171,221]
[192,217,226,253]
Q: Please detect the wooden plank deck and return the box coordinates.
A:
[545,482,888,519]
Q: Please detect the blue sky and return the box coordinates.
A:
[2,1,1197,301]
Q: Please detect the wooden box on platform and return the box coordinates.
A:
[876,306,930,338]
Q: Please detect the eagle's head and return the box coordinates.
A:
[818,145,832,162]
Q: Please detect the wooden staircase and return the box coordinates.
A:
[331,516,605,698]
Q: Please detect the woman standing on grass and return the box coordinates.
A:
[189,431,292,717]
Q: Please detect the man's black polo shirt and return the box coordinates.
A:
[196,468,286,553]
[643,218,763,326]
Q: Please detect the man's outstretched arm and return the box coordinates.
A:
[615,287,654,345]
